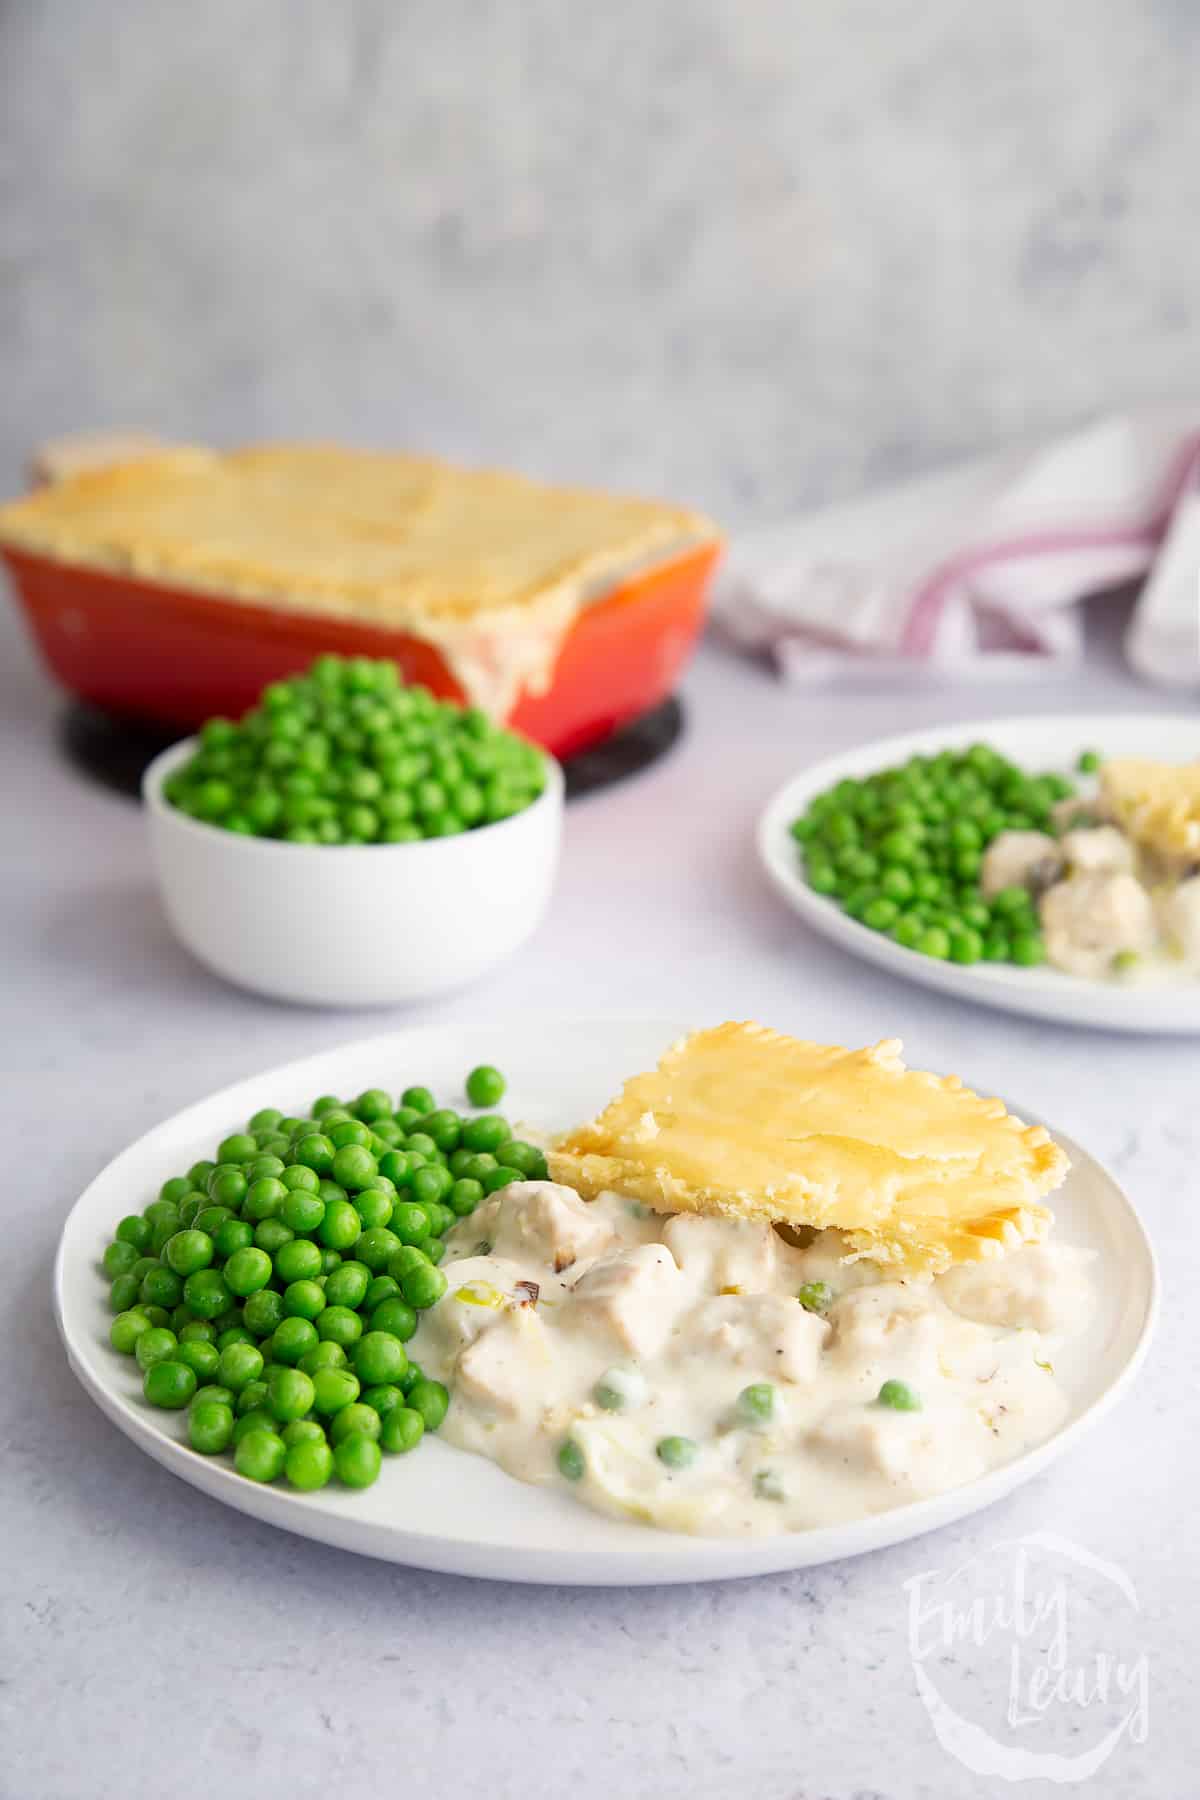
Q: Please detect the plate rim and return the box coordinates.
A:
[54,1019,1160,1585]
[757,712,1200,1035]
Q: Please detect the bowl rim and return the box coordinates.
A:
[142,734,563,859]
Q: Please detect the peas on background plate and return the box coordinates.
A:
[788,741,1097,969]
[99,1062,533,1494]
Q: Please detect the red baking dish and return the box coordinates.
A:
[2,539,722,759]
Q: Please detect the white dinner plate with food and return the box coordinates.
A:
[55,1018,1156,1585]
[758,715,1200,1034]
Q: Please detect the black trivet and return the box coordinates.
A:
[59,695,685,802]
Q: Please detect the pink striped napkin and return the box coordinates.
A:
[717,411,1200,687]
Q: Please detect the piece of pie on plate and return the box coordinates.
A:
[1100,758,1200,867]
[549,1022,1068,1274]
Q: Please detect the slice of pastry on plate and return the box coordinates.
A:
[1099,758,1200,868]
[549,1022,1068,1275]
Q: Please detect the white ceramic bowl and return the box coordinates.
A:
[143,738,563,1006]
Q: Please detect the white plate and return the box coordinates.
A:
[55,1019,1157,1585]
[759,714,1200,1034]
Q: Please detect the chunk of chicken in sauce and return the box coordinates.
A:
[1160,874,1200,967]
[1039,871,1157,978]
[1060,825,1135,876]
[979,830,1063,899]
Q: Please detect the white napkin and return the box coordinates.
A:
[717,410,1200,687]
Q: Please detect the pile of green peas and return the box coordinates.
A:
[163,654,549,843]
[102,1061,547,1492]
[790,743,1087,967]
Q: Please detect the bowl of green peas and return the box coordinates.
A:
[143,656,563,1005]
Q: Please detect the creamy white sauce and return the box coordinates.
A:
[412,1181,1092,1537]
[982,822,1200,982]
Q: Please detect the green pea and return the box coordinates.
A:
[353,1331,408,1388]
[364,1274,401,1311]
[158,1176,193,1206]
[312,1366,361,1415]
[211,1217,252,1260]
[400,1085,436,1115]
[192,1204,233,1238]
[218,1341,265,1392]
[877,1378,922,1411]
[235,1382,271,1418]
[798,1281,833,1313]
[110,1309,151,1354]
[445,1177,481,1218]
[333,1433,382,1488]
[109,1272,141,1313]
[271,1317,319,1365]
[218,1133,258,1164]
[354,1227,401,1272]
[282,1162,321,1192]
[217,1248,267,1300]
[191,1383,235,1411]
[400,1262,447,1312]
[557,1440,585,1481]
[293,1133,336,1176]
[483,1166,523,1196]
[134,1327,178,1371]
[273,1237,323,1284]
[242,1288,285,1337]
[176,1339,220,1382]
[380,1407,425,1455]
[298,1341,347,1377]
[282,1279,326,1321]
[143,1360,197,1409]
[1077,748,1101,773]
[328,1118,373,1150]
[736,1383,775,1424]
[329,1403,382,1445]
[115,1214,153,1252]
[215,1326,252,1352]
[656,1436,698,1470]
[354,1187,394,1230]
[235,1429,288,1483]
[461,1114,509,1153]
[267,1365,316,1423]
[286,1438,334,1490]
[281,1418,327,1447]
[189,1400,235,1454]
[331,1144,377,1191]
[163,1229,214,1278]
[1011,933,1045,966]
[991,885,1033,918]
[318,1198,361,1251]
[207,1165,248,1209]
[324,1261,370,1309]
[178,1318,217,1345]
[406,1377,449,1432]
[316,1305,363,1348]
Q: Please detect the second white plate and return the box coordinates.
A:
[758,714,1200,1034]
[55,1019,1156,1584]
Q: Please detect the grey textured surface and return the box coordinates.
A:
[1,592,1196,1798]
[3,1,1200,519]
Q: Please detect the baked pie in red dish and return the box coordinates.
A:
[0,443,722,756]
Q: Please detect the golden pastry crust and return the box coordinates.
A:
[549,1023,1067,1274]
[1100,758,1200,865]
[0,443,717,626]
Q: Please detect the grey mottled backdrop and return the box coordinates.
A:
[3,0,1199,524]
